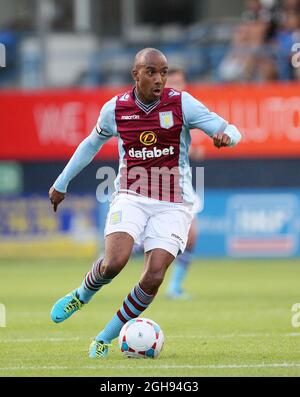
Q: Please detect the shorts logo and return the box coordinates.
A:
[171,233,184,244]
[159,111,174,129]
[110,211,122,224]
[139,131,157,146]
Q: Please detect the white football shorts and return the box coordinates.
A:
[104,193,193,257]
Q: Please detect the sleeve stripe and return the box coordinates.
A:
[96,124,112,137]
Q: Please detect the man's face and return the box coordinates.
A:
[132,53,168,103]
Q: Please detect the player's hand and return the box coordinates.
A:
[49,186,65,212]
[213,132,231,149]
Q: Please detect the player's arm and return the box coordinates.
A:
[49,97,118,212]
[49,129,109,212]
[182,91,241,148]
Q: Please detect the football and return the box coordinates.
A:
[118,318,164,358]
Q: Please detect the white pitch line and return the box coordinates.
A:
[0,363,300,371]
[0,337,83,343]
[0,332,299,343]
[177,332,300,338]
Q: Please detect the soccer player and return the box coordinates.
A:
[164,67,202,299]
[165,67,186,92]
[49,48,241,358]
[132,67,203,299]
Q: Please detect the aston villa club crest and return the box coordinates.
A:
[159,111,174,129]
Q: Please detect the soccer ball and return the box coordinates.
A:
[118,318,164,358]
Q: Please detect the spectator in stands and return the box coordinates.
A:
[218,0,279,82]
[241,0,274,23]
[274,8,300,80]
[282,0,300,13]
[218,22,277,82]
[0,22,20,87]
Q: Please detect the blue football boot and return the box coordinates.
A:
[50,290,84,323]
[89,339,112,358]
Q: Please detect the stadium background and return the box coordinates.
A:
[1,0,300,378]
[0,0,299,259]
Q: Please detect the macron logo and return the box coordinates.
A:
[121,115,140,120]
[171,233,184,244]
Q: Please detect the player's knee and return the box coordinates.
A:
[101,256,127,279]
[142,270,165,291]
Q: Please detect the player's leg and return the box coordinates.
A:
[76,232,134,302]
[140,248,175,294]
[166,217,198,299]
[89,248,174,358]
[51,193,148,324]
[89,202,192,358]
[50,232,134,323]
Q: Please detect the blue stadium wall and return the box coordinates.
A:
[2,158,300,258]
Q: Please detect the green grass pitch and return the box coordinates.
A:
[0,257,300,377]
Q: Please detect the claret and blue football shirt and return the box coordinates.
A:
[54,88,241,204]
